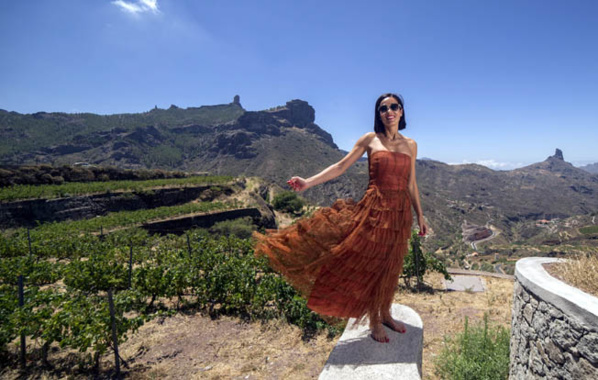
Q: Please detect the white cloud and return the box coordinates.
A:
[112,0,159,15]
[448,159,525,171]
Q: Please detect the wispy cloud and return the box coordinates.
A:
[112,0,160,15]
[448,159,525,171]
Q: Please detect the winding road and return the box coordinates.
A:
[470,228,497,250]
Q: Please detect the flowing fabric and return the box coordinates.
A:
[253,150,413,321]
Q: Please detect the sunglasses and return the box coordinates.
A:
[378,103,402,113]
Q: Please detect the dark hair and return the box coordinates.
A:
[374,93,406,135]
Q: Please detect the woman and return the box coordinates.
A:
[253,93,427,343]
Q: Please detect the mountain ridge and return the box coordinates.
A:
[2,99,597,253]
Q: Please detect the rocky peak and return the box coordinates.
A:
[550,148,564,161]
[233,99,336,149]
[268,100,315,128]
[233,95,241,106]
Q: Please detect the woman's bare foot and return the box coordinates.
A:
[381,316,407,334]
[370,323,389,343]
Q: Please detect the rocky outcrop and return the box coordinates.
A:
[170,124,211,134]
[212,99,337,158]
[236,112,283,136]
[268,100,337,148]
[268,99,315,128]
[125,125,164,146]
[233,95,241,106]
[551,148,564,161]
[212,131,257,159]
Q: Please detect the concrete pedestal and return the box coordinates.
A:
[319,304,423,379]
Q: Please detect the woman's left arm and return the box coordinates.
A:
[407,140,428,235]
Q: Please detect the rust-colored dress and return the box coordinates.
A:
[253,150,413,321]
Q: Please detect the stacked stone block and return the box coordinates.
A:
[510,271,598,379]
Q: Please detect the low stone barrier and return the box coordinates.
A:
[510,257,598,379]
[141,207,273,234]
[0,184,234,228]
[320,304,422,379]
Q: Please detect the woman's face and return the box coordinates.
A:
[378,96,403,129]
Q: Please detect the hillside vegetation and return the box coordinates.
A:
[0,103,244,158]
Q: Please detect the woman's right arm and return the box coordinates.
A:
[288,133,373,191]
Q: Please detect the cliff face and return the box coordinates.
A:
[231,100,337,149]
[208,100,338,160]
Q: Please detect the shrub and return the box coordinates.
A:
[272,191,305,215]
[39,173,54,184]
[580,225,598,235]
[52,175,65,185]
[209,217,256,239]
[481,262,494,272]
[434,313,510,380]
[402,231,451,288]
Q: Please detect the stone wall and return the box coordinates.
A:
[510,257,598,379]
[0,184,235,228]
[141,207,275,235]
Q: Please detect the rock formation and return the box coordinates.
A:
[551,148,564,161]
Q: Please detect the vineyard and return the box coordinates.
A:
[0,168,333,376]
[0,224,339,376]
[0,170,446,377]
[28,199,238,234]
[0,174,234,201]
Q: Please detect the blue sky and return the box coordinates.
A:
[1,0,597,169]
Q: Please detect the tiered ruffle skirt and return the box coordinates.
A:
[253,186,412,321]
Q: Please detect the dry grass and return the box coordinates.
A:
[120,272,514,380]
[396,272,514,380]
[114,313,339,379]
[547,252,598,297]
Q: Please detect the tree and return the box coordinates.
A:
[272,191,305,215]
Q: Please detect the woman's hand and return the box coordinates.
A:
[287,177,308,192]
[417,218,428,236]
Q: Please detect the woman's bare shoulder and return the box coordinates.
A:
[402,136,418,155]
[402,136,416,145]
[356,132,377,146]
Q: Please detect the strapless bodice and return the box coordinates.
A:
[368,150,412,191]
